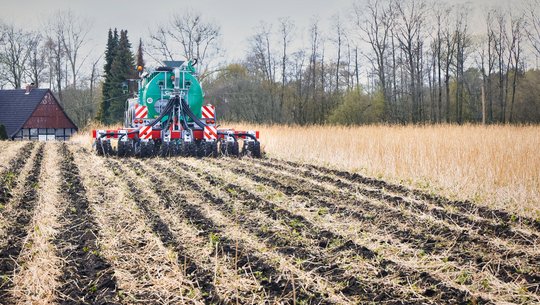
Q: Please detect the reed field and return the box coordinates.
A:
[227,123,540,219]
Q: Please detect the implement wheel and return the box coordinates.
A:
[243,141,261,158]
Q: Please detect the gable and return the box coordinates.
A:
[22,92,77,129]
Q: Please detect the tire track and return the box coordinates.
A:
[54,144,120,305]
[166,159,488,305]
[211,158,540,297]
[118,158,331,304]
[0,144,43,304]
[270,158,540,234]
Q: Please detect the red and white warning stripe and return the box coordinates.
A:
[139,126,152,139]
[202,104,215,119]
[204,126,218,140]
[135,105,148,119]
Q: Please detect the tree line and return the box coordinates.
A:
[206,0,540,125]
[2,1,540,127]
[0,11,100,127]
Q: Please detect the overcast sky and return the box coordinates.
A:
[0,0,516,70]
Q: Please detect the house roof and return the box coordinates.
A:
[0,89,77,138]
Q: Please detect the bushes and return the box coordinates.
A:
[328,89,384,125]
[0,124,8,140]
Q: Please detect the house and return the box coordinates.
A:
[0,87,78,141]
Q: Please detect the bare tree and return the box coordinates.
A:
[356,0,395,116]
[247,23,277,121]
[150,10,221,79]
[525,0,540,57]
[0,23,34,88]
[26,33,47,87]
[508,13,525,122]
[454,5,471,124]
[278,17,294,120]
[56,11,91,89]
[332,14,345,93]
[395,0,427,123]
[149,26,176,61]
[44,30,64,100]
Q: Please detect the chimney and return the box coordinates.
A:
[25,83,35,95]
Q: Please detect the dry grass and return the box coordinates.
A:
[11,144,61,304]
[228,123,540,218]
[69,122,122,151]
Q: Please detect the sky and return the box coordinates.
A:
[0,0,515,72]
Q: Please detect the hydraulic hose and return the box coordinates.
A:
[99,97,176,139]
[180,98,206,129]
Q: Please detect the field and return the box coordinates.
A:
[0,140,539,304]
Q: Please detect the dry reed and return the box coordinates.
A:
[228,123,540,218]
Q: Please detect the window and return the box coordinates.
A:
[56,129,64,137]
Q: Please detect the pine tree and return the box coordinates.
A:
[108,30,135,123]
[104,29,118,76]
[136,38,145,70]
[97,28,119,123]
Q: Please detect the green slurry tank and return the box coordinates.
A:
[93,60,261,158]
[138,61,203,120]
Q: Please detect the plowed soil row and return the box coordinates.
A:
[0,143,34,205]
[104,159,226,304]
[241,158,539,247]
[54,144,120,304]
[216,161,540,295]
[117,158,333,304]
[168,159,488,304]
[0,144,43,303]
[272,158,540,233]
[216,158,540,296]
[0,141,538,304]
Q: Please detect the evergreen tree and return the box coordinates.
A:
[108,30,135,123]
[136,38,145,70]
[104,29,118,76]
[97,28,119,123]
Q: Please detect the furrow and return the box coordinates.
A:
[170,159,490,305]
[122,158,333,304]
[0,143,35,207]
[71,147,201,304]
[54,144,120,305]
[208,158,540,302]
[0,144,43,304]
[223,158,540,291]
[10,143,63,304]
[269,158,540,234]
[248,158,539,247]
[105,159,225,305]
